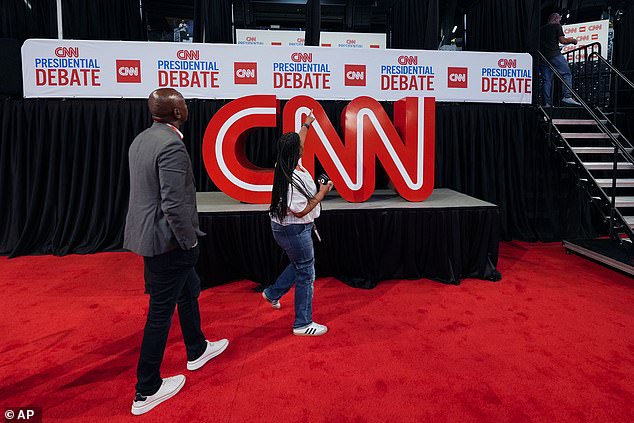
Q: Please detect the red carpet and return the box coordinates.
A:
[1,242,633,422]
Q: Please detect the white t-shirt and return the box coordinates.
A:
[271,166,320,225]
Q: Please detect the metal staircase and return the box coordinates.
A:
[539,49,634,275]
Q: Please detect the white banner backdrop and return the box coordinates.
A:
[22,39,533,103]
[235,30,386,48]
[562,19,609,60]
[236,29,305,47]
[319,31,386,49]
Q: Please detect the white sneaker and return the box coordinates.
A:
[293,322,328,336]
[562,97,581,106]
[131,375,186,416]
[187,339,229,371]
[262,291,281,309]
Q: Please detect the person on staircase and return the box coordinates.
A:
[540,12,582,107]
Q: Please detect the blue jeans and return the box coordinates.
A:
[540,54,573,105]
[264,222,315,329]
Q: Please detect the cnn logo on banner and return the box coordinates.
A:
[291,52,312,62]
[116,60,141,83]
[234,62,257,84]
[177,49,199,60]
[55,47,79,57]
[447,67,468,88]
[202,95,435,203]
[344,64,366,87]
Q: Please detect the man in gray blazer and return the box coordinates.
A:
[125,88,228,416]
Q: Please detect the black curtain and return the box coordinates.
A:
[0,0,58,43]
[0,39,23,97]
[0,99,148,256]
[614,5,634,73]
[305,0,321,47]
[62,0,145,41]
[0,98,604,256]
[465,0,540,53]
[0,98,230,255]
[389,0,439,50]
[193,0,232,43]
[197,205,500,288]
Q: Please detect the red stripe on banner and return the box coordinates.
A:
[370,44,380,48]
[321,43,332,47]
[271,42,282,46]
[591,34,598,40]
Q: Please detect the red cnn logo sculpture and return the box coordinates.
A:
[202,95,435,203]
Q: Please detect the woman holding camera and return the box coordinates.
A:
[263,112,334,336]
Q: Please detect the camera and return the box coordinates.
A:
[317,173,330,185]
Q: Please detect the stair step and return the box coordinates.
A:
[553,119,607,125]
[616,197,634,207]
[596,178,634,188]
[583,162,634,170]
[624,216,634,227]
[561,133,619,139]
[572,147,633,154]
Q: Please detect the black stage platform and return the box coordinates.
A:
[195,189,502,289]
[563,238,634,277]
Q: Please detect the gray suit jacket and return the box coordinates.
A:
[124,122,205,257]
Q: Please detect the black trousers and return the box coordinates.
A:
[136,247,207,396]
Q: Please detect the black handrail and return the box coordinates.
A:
[593,107,634,148]
[589,51,634,132]
[562,42,604,106]
[589,52,634,90]
[539,50,634,242]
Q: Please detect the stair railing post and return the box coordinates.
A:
[547,118,553,149]
[586,48,601,105]
[584,45,589,103]
[610,146,618,238]
[614,77,619,132]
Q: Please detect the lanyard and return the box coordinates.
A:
[154,121,183,139]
